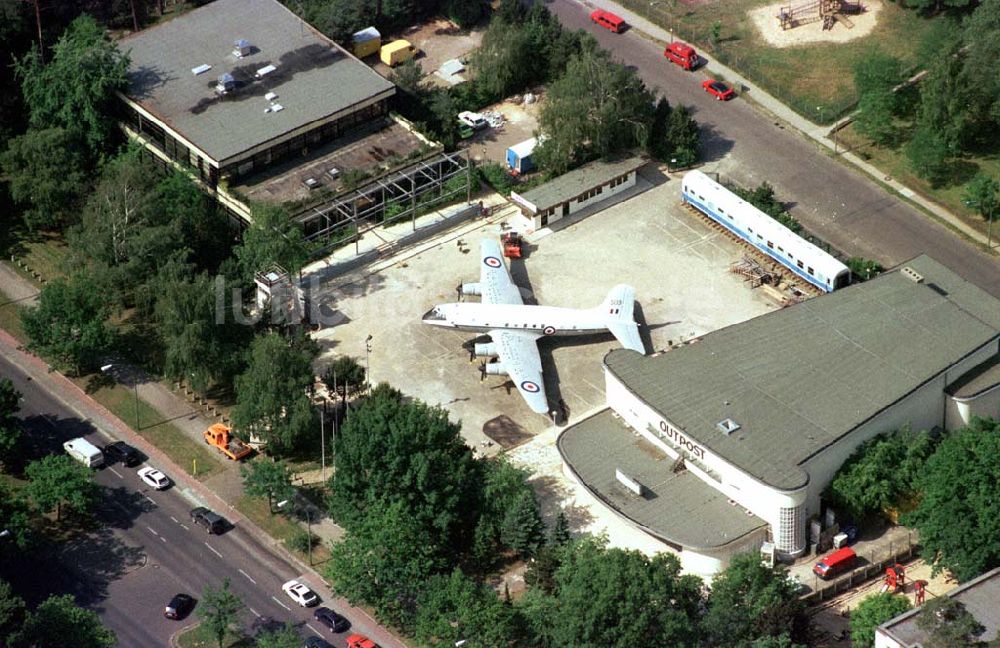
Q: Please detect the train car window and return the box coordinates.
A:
[757,234,763,240]
[797,260,804,269]
[778,246,784,253]
[748,227,753,233]
[767,241,774,249]
[808,266,814,275]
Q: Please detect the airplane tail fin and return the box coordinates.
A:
[597,285,645,354]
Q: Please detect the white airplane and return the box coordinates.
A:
[422,239,645,414]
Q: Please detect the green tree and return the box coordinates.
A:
[0,481,34,550]
[856,91,898,146]
[733,182,801,234]
[663,103,701,169]
[523,536,704,648]
[199,578,243,648]
[326,499,449,629]
[963,173,999,223]
[445,0,484,27]
[254,622,300,648]
[150,170,228,272]
[852,49,906,145]
[24,454,98,521]
[235,203,309,283]
[826,427,935,520]
[961,0,1000,130]
[0,379,23,469]
[20,273,114,375]
[0,578,26,641]
[232,332,317,455]
[240,458,295,513]
[1,127,90,231]
[413,569,525,648]
[850,593,911,648]
[9,594,115,648]
[704,552,806,647]
[329,383,480,551]
[905,126,951,187]
[322,355,366,398]
[749,635,805,648]
[470,21,534,102]
[904,418,1000,581]
[536,47,655,174]
[916,597,986,648]
[912,49,972,156]
[15,15,130,158]
[846,257,884,281]
[473,457,544,563]
[309,0,369,44]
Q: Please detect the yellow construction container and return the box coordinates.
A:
[352,27,381,59]
[380,39,416,67]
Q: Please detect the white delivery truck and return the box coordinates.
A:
[63,437,104,468]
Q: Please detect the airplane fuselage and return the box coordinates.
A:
[423,303,613,336]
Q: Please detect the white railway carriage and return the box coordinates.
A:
[682,171,851,292]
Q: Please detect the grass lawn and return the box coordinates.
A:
[616,0,935,123]
[176,623,253,648]
[838,124,1000,240]
[235,495,334,566]
[0,227,71,286]
[0,300,27,343]
[71,377,225,481]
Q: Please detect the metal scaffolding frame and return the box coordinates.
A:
[296,150,470,251]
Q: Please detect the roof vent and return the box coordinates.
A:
[215,73,236,94]
[233,39,252,58]
[255,64,277,79]
[191,63,211,75]
[615,469,644,497]
[717,418,740,435]
[901,267,924,283]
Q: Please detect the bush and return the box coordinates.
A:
[287,530,319,553]
[476,162,514,196]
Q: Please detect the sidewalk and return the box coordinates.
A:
[583,0,995,250]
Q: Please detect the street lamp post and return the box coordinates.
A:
[364,335,373,390]
[101,363,140,431]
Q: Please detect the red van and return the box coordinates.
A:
[812,547,856,580]
[664,41,700,70]
[590,9,626,33]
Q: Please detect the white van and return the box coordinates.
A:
[63,437,104,468]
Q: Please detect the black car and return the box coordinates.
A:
[164,593,195,619]
[190,507,227,534]
[103,441,142,467]
[303,637,334,648]
[313,606,350,633]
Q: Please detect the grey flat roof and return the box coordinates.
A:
[605,255,1000,490]
[878,566,1000,645]
[516,156,647,211]
[558,409,767,550]
[121,0,394,164]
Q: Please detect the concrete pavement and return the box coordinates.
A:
[582,0,996,251]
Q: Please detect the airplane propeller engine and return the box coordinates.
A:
[459,282,481,298]
[478,361,507,381]
[473,343,497,358]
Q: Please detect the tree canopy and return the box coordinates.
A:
[916,597,987,648]
[473,456,545,564]
[963,173,999,223]
[0,379,23,470]
[240,458,296,513]
[235,203,309,283]
[9,594,115,648]
[24,454,98,521]
[0,481,33,551]
[850,593,911,648]
[254,622,300,648]
[413,569,527,648]
[0,127,89,230]
[199,579,243,648]
[703,552,807,647]
[904,418,1000,581]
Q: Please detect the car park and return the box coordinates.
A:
[346,634,378,648]
[457,111,488,131]
[282,579,319,607]
[137,466,171,490]
[314,606,350,632]
[164,593,194,619]
[103,441,142,467]
[190,507,227,534]
[702,79,735,101]
[589,9,626,33]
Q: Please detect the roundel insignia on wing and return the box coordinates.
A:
[542,325,556,335]
[483,256,502,268]
[521,380,540,393]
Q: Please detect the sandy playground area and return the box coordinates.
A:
[750,0,883,46]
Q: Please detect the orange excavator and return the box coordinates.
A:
[204,424,253,461]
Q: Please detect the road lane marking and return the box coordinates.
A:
[238,569,257,585]
[204,542,223,558]
[271,596,291,612]
[160,536,167,543]
[109,467,123,479]
[307,624,321,635]
[249,607,261,618]
[180,524,189,531]
[145,496,157,505]
[146,526,158,536]
[170,516,178,524]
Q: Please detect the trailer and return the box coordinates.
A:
[506,137,538,175]
[380,40,416,67]
[352,27,381,59]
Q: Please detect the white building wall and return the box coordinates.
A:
[874,628,907,648]
[532,170,638,230]
[947,384,1000,429]
[605,370,808,556]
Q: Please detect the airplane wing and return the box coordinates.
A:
[479,239,523,306]
[490,329,549,414]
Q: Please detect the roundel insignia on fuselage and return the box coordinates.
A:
[542,325,556,335]
[483,256,502,268]
[521,380,540,393]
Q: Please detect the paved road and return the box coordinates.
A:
[0,353,368,648]
[548,0,1000,296]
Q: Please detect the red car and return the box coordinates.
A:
[346,634,379,648]
[590,9,626,33]
[702,79,735,101]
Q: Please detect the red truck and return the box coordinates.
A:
[590,9,626,33]
[664,41,700,70]
[813,547,857,580]
[203,424,252,461]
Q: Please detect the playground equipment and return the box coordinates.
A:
[881,563,907,594]
[914,579,929,605]
[777,0,864,31]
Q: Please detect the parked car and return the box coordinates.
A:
[190,507,227,535]
[137,466,171,490]
[282,579,319,607]
[63,437,104,468]
[590,8,626,33]
[164,593,194,619]
[457,111,488,131]
[663,41,700,70]
[103,441,142,467]
[346,634,378,648]
[702,79,735,101]
[314,606,350,633]
[303,637,334,648]
[813,547,857,580]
